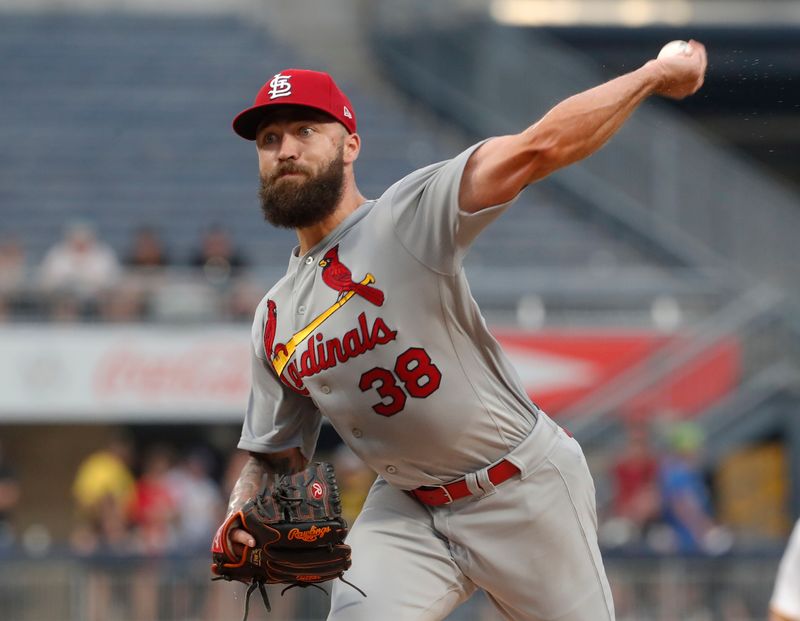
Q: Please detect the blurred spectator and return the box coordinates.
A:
[71,434,136,554]
[129,446,179,621]
[226,277,265,321]
[0,237,27,321]
[97,282,147,322]
[0,237,26,292]
[607,423,661,546]
[166,448,225,621]
[657,422,732,554]
[190,225,247,284]
[0,440,21,548]
[125,226,170,269]
[130,445,178,554]
[38,222,121,298]
[166,447,224,550]
[116,226,172,322]
[770,517,800,621]
[70,437,137,621]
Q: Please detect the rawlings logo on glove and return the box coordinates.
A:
[288,525,332,542]
[211,462,365,620]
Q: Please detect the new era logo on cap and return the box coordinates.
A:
[232,69,357,140]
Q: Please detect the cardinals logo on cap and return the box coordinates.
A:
[268,73,292,99]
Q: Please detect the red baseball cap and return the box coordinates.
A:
[232,69,357,141]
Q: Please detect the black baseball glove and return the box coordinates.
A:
[211,462,364,619]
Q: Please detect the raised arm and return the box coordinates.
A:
[459,40,707,213]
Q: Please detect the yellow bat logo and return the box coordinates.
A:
[271,274,376,376]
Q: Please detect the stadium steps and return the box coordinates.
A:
[1,11,664,284]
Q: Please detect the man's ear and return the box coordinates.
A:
[343,132,361,165]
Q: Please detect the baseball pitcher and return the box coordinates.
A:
[212,40,708,621]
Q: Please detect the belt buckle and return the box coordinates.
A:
[432,484,454,505]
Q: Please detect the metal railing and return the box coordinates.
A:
[560,284,797,437]
[0,265,737,326]
[0,550,783,621]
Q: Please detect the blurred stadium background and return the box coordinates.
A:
[1,0,799,619]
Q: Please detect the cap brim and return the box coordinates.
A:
[232,103,348,141]
[232,105,272,141]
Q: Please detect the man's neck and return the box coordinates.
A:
[296,187,366,254]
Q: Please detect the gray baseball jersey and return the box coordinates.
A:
[239,141,615,621]
[239,142,539,488]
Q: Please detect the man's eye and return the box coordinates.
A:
[299,127,314,137]
[264,133,278,144]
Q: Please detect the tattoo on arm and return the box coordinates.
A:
[227,456,266,515]
[262,451,306,475]
[226,450,307,515]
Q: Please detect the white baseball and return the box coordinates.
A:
[658,40,692,59]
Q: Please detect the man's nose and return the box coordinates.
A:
[277,134,301,160]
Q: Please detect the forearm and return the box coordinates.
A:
[226,449,307,516]
[461,63,665,210]
[460,41,706,211]
[525,62,662,174]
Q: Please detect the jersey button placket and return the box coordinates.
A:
[386,465,397,474]
[351,428,363,439]
[304,256,314,266]
[320,385,331,394]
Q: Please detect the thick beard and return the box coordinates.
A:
[258,148,345,229]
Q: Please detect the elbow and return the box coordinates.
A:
[521,147,562,186]
[521,128,567,182]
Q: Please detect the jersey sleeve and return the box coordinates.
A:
[771,519,800,619]
[237,306,322,460]
[390,140,518,275]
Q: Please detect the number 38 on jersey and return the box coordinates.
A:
[359,347,442,417]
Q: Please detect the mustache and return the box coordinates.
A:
[268,163,311,182]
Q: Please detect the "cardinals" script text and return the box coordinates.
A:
[278,312,397,393]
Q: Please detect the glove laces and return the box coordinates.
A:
[227,574,367,621]
[243,578,270,621]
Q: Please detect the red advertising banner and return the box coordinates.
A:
[0,326,740,422]
[493,329,740,418]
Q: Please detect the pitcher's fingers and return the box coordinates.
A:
[689,40,708,72]
[231,528,256,548]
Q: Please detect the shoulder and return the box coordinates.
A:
[382,141,489,202]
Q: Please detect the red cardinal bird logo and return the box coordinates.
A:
[318,245,384,306]
[263,299,278,358]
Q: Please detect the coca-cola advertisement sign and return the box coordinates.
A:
[0,326,739,422]
[0,326,251,421]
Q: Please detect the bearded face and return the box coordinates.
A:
[258,145,345,229]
